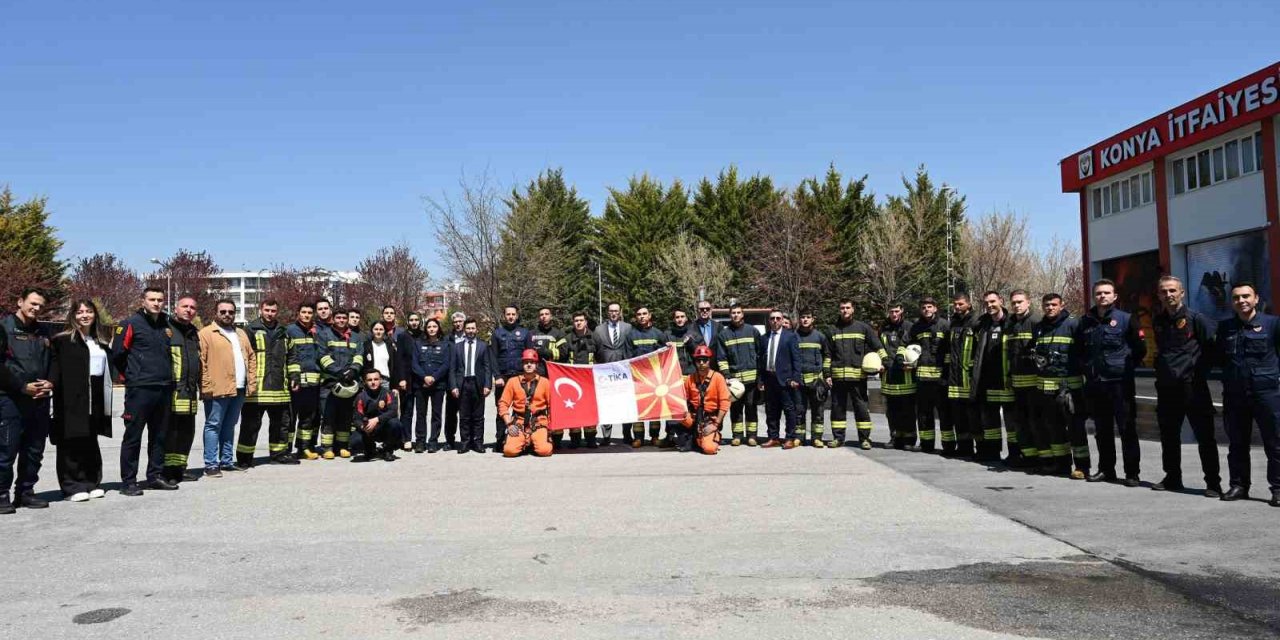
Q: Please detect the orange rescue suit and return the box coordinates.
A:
[499,374,553,457]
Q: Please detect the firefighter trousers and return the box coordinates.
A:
[238,403,291,463]
[915,380,950,451]
[831,379,871,445]
[290,386,320,454]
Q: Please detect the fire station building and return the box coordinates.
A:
[1060,61,1280,325]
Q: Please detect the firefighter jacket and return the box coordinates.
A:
[827,318,886,383]
[1153,305,1214,385]
[716,322,762,383]
[0,314,49,398]
[0,327,26,396]
[878,319,915,396]
[1006,311,1040,390]
[794,327,830,385]
[410,335,450,390]
[353,385,399,431]
[316,323,363,383]
[530,322,566,376]
[1217,312,1280,396]
[565,330,597,365]
[624,323,666,360]
[944,310,979,399]
[111,308,173,388]
[244,318,289,404]
[1076,306,1146,383]
[970,312,1012,402]
[285,321,322,388]
[490,322,533,378]
[907,315,949,383]
[168,319,201,415]
[666,323,705,375]
[1031,311,1082,392]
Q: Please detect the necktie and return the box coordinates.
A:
[768,332,778,372]
[466,340,475,377]
[610,324,618,346]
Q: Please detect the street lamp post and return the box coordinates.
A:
[149,257,171,312]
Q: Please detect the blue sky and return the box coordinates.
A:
[3,1,1277,281]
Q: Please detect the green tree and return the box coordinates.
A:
[793,164,877,282]
[0,186,66,312]
[869,165,967,316]
[598,175,691,314]
[689,166,782,293]
[503,169,596,321]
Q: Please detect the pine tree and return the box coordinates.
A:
[0,186,66,311]
[504,169,595,321]
[597,175,691,314]
[689,166,782,294]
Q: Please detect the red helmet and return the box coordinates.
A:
[521,348,540,362]
[693,345,713,359]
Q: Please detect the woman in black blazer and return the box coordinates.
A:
[48,299,114,501]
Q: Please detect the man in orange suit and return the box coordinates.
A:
[500,349,553,457]
[681,345,729,455]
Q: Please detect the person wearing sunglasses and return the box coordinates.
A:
[197,299,257,476]
[758,310,802,449]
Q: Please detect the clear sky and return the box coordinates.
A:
[3,1,1277,281]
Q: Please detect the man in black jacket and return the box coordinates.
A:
[110,287,174,496]
[351,369,403,462]
[1077,279,1148,486]
[1152,276,1221,496]
[0,288,53,512]
[564,311,599,448]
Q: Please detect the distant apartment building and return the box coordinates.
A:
[210,270,360,323]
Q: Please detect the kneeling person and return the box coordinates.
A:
[500,349,553,458]
[352,369,403,462]
[680,345,729,455]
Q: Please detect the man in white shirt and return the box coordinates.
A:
[198,300,257,476]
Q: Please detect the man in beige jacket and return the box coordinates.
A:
[199,299,257,476]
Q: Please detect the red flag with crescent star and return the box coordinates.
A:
[546,346,687,431]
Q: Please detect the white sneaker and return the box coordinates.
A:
[69,492,91,503]
[88,488,106,499]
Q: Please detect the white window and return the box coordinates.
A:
[1243,135,1256,173]
[1173,159,1185,194]
[1174,131,1263,196]
[1226,140,1240,179]
[1090,168,1154,218]
[1140,172,1152,203]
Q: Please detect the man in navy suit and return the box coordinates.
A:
[758,309,803,449]
[449,319,493,454]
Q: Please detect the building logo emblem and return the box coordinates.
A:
[1077,150,1094,180]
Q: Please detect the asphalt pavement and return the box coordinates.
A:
[1,389,1275,638]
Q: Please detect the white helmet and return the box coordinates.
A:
[861,352,883,374]
[902,344,922,367]
[332,380,360,399]
[727,378,746,400]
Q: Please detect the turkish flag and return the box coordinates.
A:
[546,361,599,430]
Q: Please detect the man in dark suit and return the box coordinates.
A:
[757,309,803,449]
[448,319,493,454]
[591,302,632,444]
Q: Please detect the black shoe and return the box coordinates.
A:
[1270,491,1280,507]
[470,445,485,454]
[1205,485,1223,499]
[272,454,301,465]
[147,478,179,491]
[181,469,202,481]
[1122,476,1141,488]
[414,443,427,454]
[456,446,468,455]
[223,464,248,472]
[120,483,144,497]
[1152,478,1183,492]
[1221,486,1249,501]
[585,438,599,449]
[0,496,13,514]
[352,454,374,463]
[205,467,223,478]
[382,449,398,462]
[1086,471,1115,483]
[16,494,49,508]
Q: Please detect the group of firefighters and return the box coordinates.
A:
[1,273,1278,512]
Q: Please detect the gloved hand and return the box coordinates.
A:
[341,368,357,384]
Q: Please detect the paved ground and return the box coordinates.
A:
[3,391,1276,638]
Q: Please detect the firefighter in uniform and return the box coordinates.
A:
[717,304,762,446]
[317,308,364,459]
[944,293,980,457]
[879,303,916,449]
[908,297,950,453]
[529,307,567,447]
[161,296,201,483]
[351,368,404,462]
[795,310,830,447]
[564,311,599,448]
[1216,282,1280,506]
[1030,293,1085,478]
[237,300,297,466]
[1151,276,1221,496]
[666,307,705,447]
[111,288,175,495]
[499,349,554,458]
[1004,290,1039,468]
[0,289,53,510]
[490,305,533,453]
[971,291,1013,463]
[826,299,886,449]
[624,306,668,447]
[286,302,323,460]
[1077,279,1146,486]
